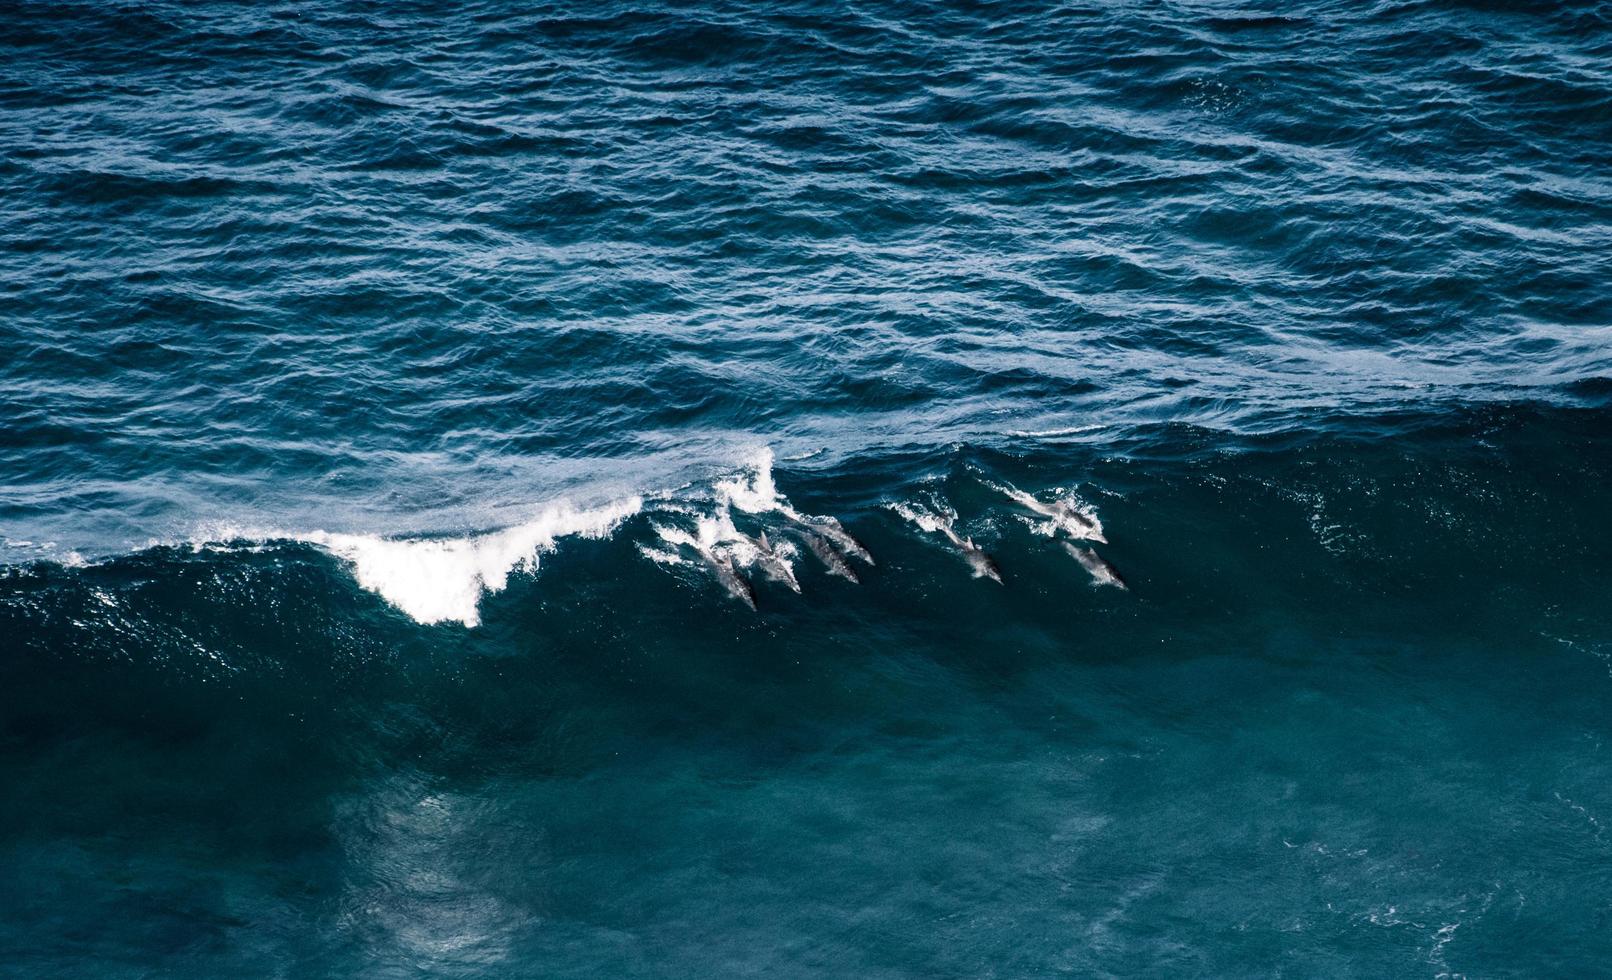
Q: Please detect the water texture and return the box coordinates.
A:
[2,0,1610,976]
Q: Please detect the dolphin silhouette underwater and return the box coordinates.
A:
[1063,542,1127,589]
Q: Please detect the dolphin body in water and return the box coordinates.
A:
[702,550,758,609]
[656,521,760,609]
[937,524,1004,584]
[998,486,1106,543]
[748,531,801,593]
[785,513,874,569]
[795,527,860,583]
[714,450,874,574]
[800,515,875,566]
[889,501,1003,584]
[1063,542,1127,590]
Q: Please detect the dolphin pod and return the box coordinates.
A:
[886,481,1130,591]
[654,449,879,606]
[654,461,1128,606]
[653,492,874,609]
[990,481,1128,589]
[687,521,867,608]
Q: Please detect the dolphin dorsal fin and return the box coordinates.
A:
[758,531,770,550]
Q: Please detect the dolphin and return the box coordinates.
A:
[705,551,758,609]
[793,514,875,566]
[937,524,1004,584]
[796,526,859,583]
[650,519,758,608]
[750,530,801,593]
[999,486,1106,543]
[1063,542,1126,590]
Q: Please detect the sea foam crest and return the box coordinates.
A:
[714,447,786,515]
[887,498,957,536]
[298,498,641,627]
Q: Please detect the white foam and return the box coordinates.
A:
[888,499,956,536]
[653,510,761,566]
[715,448,786,515]
[201,497,641,628]
[1007,423,1108,438]
[650,521,693,548]
[635,543,689,567]
[0,537,89,567]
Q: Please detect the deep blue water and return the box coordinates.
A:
[3,0,1612,975]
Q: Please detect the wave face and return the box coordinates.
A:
[3,0,1611,975]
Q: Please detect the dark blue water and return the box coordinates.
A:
[4,1,1612,975]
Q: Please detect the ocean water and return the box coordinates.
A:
[3,0,1611,975]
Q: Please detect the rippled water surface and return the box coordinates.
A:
[3,1,1610,976]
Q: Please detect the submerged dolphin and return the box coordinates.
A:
[796,526,859,583]
[704,551,758,609]
[750,531,801,593]
[650,518,759,609]
[1063,542,1126,590]
[937,524,1004,584]
[793,514,875,566]
[999,486,1106,543]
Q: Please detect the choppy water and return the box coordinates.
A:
[3,1,1611,975]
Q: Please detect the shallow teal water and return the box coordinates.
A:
[3,1,1611,976]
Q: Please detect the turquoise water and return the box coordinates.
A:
[3,1,1611,975]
